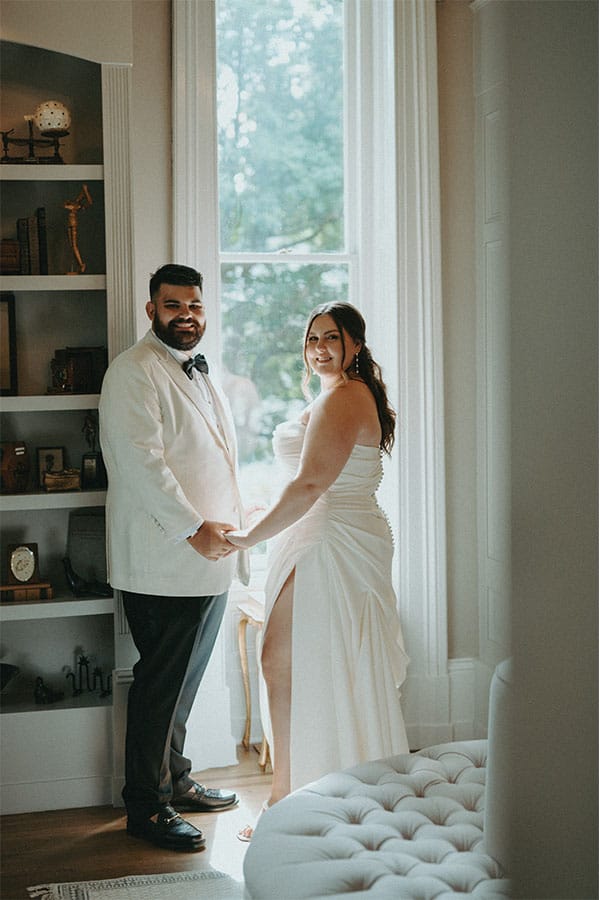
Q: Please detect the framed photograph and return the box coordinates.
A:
[37,446,65,489]
[80,451,107,490]
[0,293,18,396]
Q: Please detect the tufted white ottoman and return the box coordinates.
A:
[244,740,510,899]
[244,661,513,899]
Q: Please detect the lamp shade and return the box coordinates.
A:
[33,100,71,134]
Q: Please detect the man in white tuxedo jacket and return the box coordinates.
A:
[99,264,248,852]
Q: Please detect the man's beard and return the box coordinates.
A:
[152,316,205,350]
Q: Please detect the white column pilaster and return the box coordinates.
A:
[172,0,221,360]
[394,0,450,747]
[101,64,136,360]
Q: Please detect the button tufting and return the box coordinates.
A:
[243,737,511,900]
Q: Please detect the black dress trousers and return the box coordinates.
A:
[121,589,228,820]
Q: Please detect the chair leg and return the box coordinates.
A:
[258,734,270,770]
[237,614,251,750]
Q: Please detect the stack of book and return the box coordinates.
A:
[7,207,49,275]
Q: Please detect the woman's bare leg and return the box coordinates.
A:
[236,570,295,839]
[261,569,295,805]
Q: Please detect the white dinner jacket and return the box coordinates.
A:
[99,330,248,596]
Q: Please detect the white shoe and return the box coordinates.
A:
[236,800,270,842]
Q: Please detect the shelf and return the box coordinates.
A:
[0,393,100,412]
[0,690,112,715]
[0,489,106,511]
[0,275,106,291]
[0,164,103,181]
[0,594,113,621]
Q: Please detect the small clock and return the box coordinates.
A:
[7,543,41,585]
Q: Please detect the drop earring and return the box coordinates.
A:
[355,353,360,374]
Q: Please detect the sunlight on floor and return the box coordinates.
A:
[193,751,271,883]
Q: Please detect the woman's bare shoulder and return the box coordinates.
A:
[323,380,380,444]
[308,380,373,422]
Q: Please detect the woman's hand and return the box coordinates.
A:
[225,528,255,550]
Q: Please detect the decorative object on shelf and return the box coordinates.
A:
[33,99,71,134]
[0,239,20,275]
[0,101,71,165]
[0,293,18,395]
[63,556,112,598]
[81,411,107,489]
[66,509,108,584]
[0,441,29,492]
[48,345,108,394]
[63,657,112,698]
[0,662,20,692]
[14,206,48,275]
[76,653,92,692]
[36,445,80,491]
[92,666,112,697]
[63,183,92,274]
[1,542,53,603]
[63,666,82,696]
[34,675,64,704]
[8,543,40,584]
[36,445,64,488]
[43,468,81,491]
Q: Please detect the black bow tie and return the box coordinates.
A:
[182,353,209,379]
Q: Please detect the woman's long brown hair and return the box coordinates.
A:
[302,301,396,454]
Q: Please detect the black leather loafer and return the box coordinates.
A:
[127,804,206,851]
[172,782,238,812]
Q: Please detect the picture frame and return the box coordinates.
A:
[80,451,107,490]
[0,293,18,396]
[37,446,65,489]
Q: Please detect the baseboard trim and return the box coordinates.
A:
[404,657,480,749]
[1,776,113,815]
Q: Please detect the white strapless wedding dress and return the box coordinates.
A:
[260,418,409,791]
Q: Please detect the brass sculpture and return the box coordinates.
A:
[64,184,92,274]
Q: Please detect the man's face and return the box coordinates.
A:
[146,283,206,351]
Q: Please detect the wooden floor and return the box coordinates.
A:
[0,746,272,900]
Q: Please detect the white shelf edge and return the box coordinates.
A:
[0,490,106,511]
[0,164,103,181]
[0,595,114,621]
[0,393,100,412]
[0,694,113,716]
[0,275,106,291]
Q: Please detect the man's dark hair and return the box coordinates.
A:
[149,264,203,300]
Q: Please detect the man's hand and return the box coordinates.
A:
[187,521,237,560]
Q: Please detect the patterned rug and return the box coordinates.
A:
[27,870,246,900]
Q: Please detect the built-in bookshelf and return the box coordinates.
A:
[0,39,134,814]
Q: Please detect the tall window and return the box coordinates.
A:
[174,0,407,588]
[216,0,348,518]
[175,0,449,726]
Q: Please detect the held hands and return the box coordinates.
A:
[187,521,238,560]
[224,528,255,550]
[224,504,265,550]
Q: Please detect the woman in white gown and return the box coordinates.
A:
[227,302,409,835]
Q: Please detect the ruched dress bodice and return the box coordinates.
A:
[260,418,409,791]
[273,418,384,496]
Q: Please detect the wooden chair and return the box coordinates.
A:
[237,593,270,769]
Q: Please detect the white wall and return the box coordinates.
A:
[0,0,133,64]
[506,1,597,895]
[130,0,172,331]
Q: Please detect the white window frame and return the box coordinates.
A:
[172,0,450,745]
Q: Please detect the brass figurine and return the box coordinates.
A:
[64,184,92,274]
